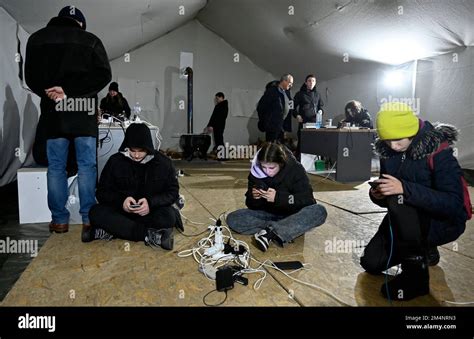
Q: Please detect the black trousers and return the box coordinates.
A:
[360,196,430,273]
[89,204,176,242]
[212,128,224,151]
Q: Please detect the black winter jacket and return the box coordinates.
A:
[246,153,316,216]
[293,84,324,123]
[26,16,111,138]
[207,100,229,131]
[257,81,293,133]
[100,93,131,119]
[338,108,373,128]
[96,151,179,211]
[371,121,467,245]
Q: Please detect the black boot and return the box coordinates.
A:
[381,255,429,301]
[428,246,440,266]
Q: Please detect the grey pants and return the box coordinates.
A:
[226,204,327,243]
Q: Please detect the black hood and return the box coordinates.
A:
[119,123,154,153]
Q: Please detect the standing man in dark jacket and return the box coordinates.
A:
[293,74,324,124]
[361,102,467,301]
[86,123,178,250]
[25,6,112,235]
[204,92,228,152]
[293,74,324,160]
[257,74,294,142]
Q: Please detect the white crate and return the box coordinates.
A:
[17,168,50,224]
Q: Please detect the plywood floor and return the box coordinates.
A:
[1,160,473,307]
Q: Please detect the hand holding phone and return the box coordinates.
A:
[129,203,141,209]
[368,181,380,189]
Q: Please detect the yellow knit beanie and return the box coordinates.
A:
[376,102,419,140]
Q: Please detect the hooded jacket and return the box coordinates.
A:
[293,83,324,123]
[25,16,111,138]
[207,100,229,131]
[96,124,178,211]
[371,120,467,245]
[245,149,316,215]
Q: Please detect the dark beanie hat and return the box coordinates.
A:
[58,5,86,30]
[119,123,154,154]
[109,82,119,92]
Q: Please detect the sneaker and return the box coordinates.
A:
[145,228,174,250]
[428,247,440,266]
[82,226,113,243]
[254,229,272,252]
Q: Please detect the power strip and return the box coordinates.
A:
[199,263,217,280]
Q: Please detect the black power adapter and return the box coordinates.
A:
[216,266,234,292]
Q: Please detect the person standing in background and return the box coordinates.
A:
[293,74,324,160]
[25,5,111,236]
[256,74,294,143]
[203,92,228,153]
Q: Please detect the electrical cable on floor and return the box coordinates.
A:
[203,289,227,307]
[249,257,351,307]
[386,215,394,305]
[178,213,352,307]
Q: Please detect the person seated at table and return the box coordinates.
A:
[100,82,131,119]
[84,123,179,250]
[226,142,327,252]
[337,100,373,128]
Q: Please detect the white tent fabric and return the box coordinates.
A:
[0,7,39,187]
[198,0,474,82]
[1,0,473,187]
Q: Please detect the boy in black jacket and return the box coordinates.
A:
[85,124,179,250]
[361,102,467,301]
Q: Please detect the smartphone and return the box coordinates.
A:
[129,204,141,209]
[273,261,304,270]
[368,181,380,189]
[253,183,268,191]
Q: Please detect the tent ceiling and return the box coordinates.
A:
[197,0,474,81]
[1,0,472,81]
[0,0,206,60]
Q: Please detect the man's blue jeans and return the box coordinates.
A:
[226,204,327,243]
[47,137,96,224]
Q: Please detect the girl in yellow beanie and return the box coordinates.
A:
[360,102,468,301]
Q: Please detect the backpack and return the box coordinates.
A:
[428,141,472,220]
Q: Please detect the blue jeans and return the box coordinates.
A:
[47,137,97,224]
[226,204,327,243]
